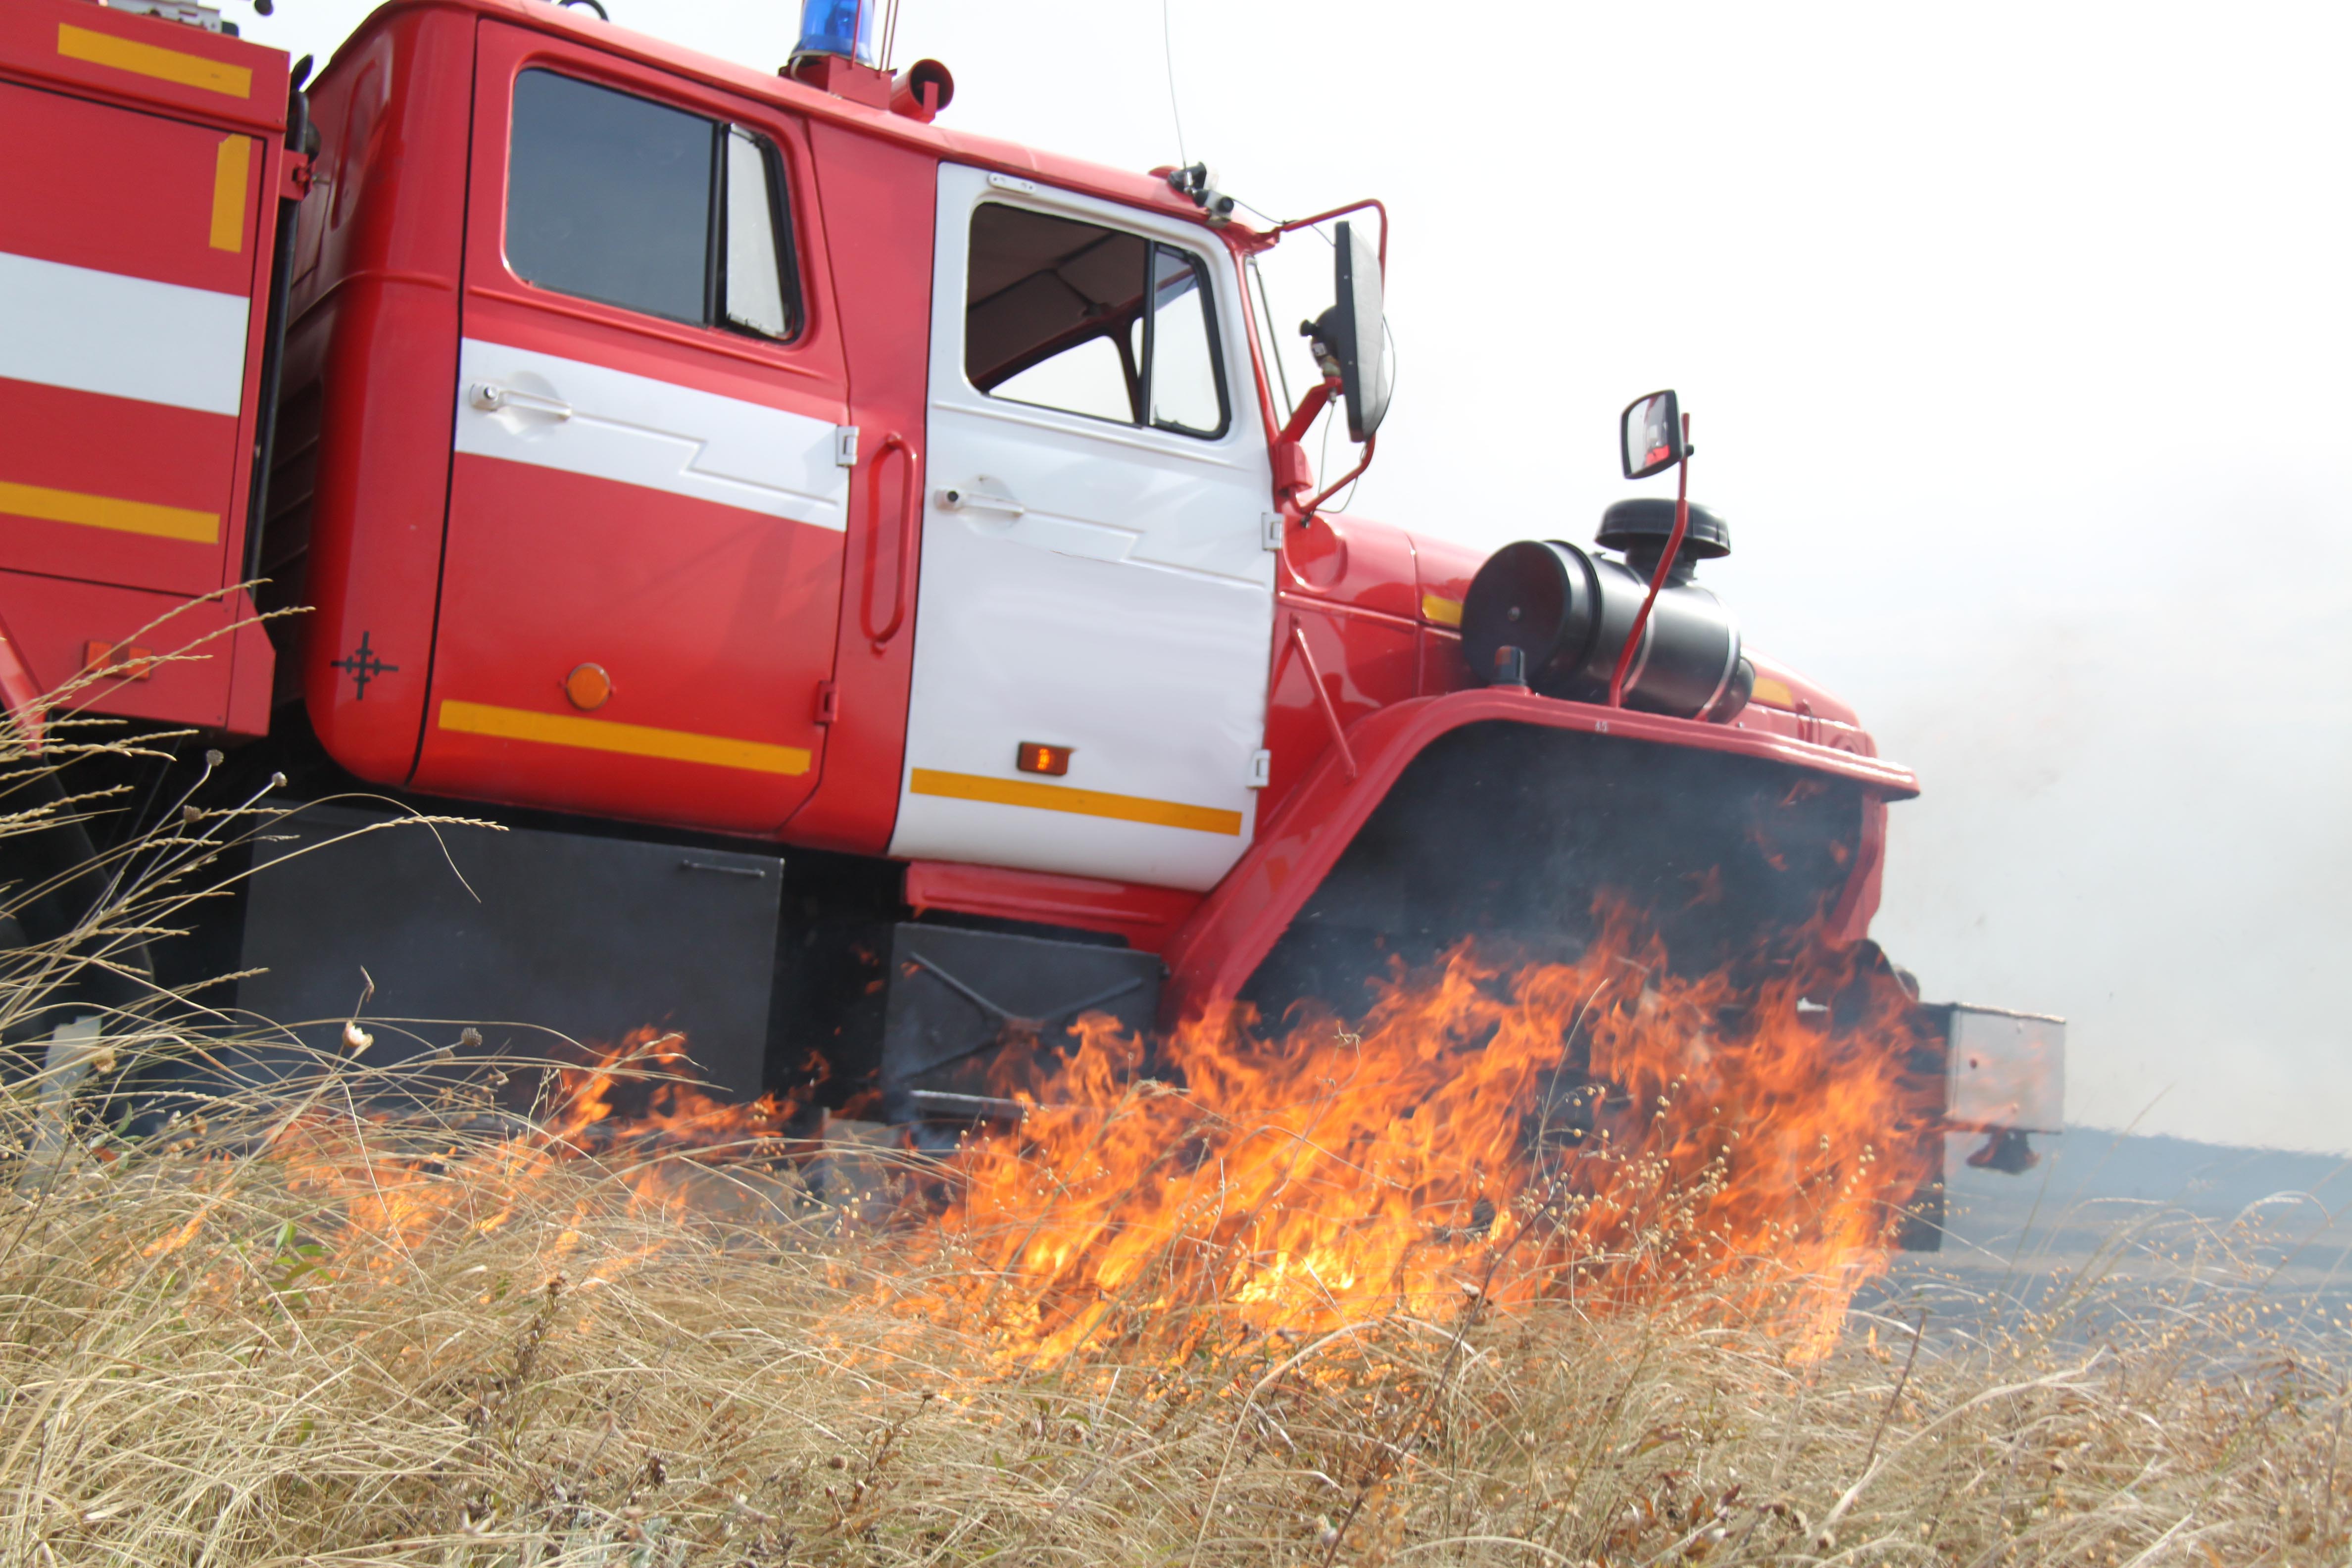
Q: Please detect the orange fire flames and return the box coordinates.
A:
[920,914,1936,1365]
[181,923,1931,1368]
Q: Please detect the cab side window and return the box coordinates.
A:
[966,202,1228,439]
[506,69,799,340]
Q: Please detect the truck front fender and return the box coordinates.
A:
[1159,688,1921,1027]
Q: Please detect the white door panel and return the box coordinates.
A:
[891,165,1275,892]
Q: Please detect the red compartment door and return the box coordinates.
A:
[0,78,263,604]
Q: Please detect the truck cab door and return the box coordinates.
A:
[411,24,851,835]
[891,166,1275,892]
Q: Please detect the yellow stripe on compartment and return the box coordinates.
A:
[209,137,251,252]
[57,23,253,98]
[437,699,811,776]
[1421,591,1463,628]
[909,767,1242,837]
[0,480,218,544]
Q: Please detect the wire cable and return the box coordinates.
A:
[1162,0,1188,167]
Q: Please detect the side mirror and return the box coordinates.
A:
[1620,389,1684,480]
[1300,220,1390,442]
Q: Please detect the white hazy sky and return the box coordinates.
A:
[238,0,2352,1152]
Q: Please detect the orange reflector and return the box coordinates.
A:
[83,640,155,681]
[1015,741,1071,777]
[563,662,612,711]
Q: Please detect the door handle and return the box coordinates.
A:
[936,484,1024,518]
[470,382,572,420]
[864,432,921,648]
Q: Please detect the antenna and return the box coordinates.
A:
[1161,0,1187,166]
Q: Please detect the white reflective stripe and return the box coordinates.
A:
[0,250,249,416]
[454,339,848,530]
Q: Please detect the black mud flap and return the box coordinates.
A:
[871,923,1161,1127]
[224,804,782,1095]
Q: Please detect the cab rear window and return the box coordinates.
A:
[965,202,1229,439]
[505,69,799,341]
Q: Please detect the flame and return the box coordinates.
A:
[258,1027,805,1275]
[147,936,1931,1371]
[916,911,1937,1366]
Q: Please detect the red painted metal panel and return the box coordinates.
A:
[0,15,282,740]
[1417,627,1471,696]
[0,0,286,136]
[0,613,45,746]
[0,378,244,600]
[0,568,267,733]
[777,123,939,857]
[397,19,854,836]
[905,861,1201,954]
[1409,530,1484,616]
[1259,599,1416,819]
[288,7,472,785]
[421,0,1216,237]
[1280,511,1419,621]
[1160,686,1920,1026]
[1731,651,1878,759]
[415,457,845,833]
[0,77,263,293]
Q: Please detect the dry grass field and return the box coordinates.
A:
[4,726,2347,1567]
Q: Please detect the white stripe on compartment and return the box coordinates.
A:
[0,251,249,416]
[454,339,848,530]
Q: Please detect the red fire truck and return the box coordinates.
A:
[0,0,2060,1225]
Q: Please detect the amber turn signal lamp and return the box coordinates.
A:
[563,662,613,711]
[1015,741,1071,777]
[83,640,155,681]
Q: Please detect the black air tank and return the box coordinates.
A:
[1461,538,1744,720]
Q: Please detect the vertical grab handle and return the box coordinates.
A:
[862,433,920,648]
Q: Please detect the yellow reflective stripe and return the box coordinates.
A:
[209,137,250,252]
[909,767,1242,837]
[57,23,253,98]
[437,699,811,776]
[0,479,217,543]
[1420,591,1463,628]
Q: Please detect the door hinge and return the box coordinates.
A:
[1247,748,1272,788]
[1262,511,1284,551]
[814,680,839,724]
[834,426,859,467]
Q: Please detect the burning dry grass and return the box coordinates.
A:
[3,732,2348,1564]
[2,1085,2346,1568]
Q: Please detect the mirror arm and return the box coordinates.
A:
[1295,434,1375,527]
[1608,411,1692,708]
[1270,198,1390,273]
[1280,375,1342,446]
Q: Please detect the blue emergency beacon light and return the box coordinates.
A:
[796,0,876,64]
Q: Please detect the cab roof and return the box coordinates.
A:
[347,0,1261,244]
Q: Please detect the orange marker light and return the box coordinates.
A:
[563,662,613,711]
[1015,741,1072,777]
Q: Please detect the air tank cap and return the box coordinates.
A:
[1596,497,1731,562]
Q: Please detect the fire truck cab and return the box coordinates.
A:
[0,0,2061,1222]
